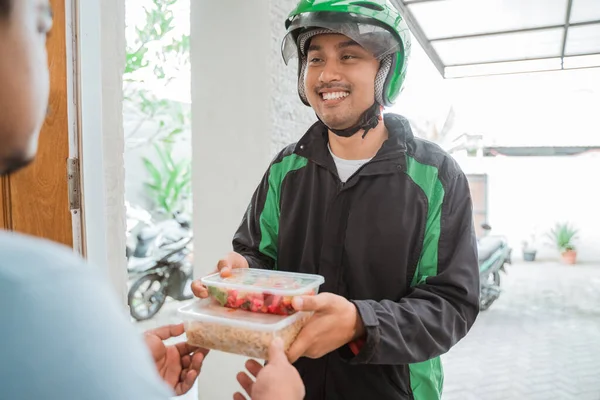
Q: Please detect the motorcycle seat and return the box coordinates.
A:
[137,226,161,241]
[477,236,504,262]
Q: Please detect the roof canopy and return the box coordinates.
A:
[391,0,600,78]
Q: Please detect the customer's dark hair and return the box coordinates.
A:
[0,0,12,18]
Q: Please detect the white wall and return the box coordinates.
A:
[455,152,600,263]
[191,2,274,399]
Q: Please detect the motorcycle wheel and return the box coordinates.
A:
[479,271,501,311]
[128,273,167,321]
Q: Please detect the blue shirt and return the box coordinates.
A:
[0,231,174,399]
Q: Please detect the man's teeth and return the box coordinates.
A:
[322,92,349,100]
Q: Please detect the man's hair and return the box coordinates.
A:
[0,0,11,18]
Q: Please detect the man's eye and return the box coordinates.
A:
[309,57,323,63]
[342,55,356,60]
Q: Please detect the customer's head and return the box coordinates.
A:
[0,0,53,175]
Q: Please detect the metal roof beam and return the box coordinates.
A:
[430,19,600,42]
[445,51,600,68]
[391,0,446,76]
[560,0,574,68]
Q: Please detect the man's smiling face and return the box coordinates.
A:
[303,33,380,130]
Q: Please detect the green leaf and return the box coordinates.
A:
[153,143,171,172]
[143,182,161,193]
[142,157,162,186]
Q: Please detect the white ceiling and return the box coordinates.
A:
[391,0,600,78]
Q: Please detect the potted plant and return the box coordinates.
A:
[545,222,579,265]
[521,234,537,262]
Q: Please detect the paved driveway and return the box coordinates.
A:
[441,261,600,400]
[136,261,600,400]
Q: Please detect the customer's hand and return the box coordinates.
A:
[233,337,305,400]
[144,323,209,396]
[191,251,249,298]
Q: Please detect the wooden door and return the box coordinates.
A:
[0,0,76,248]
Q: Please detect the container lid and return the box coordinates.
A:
[201,268,325,296]
[178,299,307,331]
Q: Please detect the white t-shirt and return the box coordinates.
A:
[328,144,373,183]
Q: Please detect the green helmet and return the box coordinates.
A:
[281,0,411,108]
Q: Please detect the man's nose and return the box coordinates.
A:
[318,59,342,83]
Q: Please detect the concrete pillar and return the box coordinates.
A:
[190,2,274,399]
[191,1,316,397]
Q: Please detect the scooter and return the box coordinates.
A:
[126,210,194,321]
[478,223,512,311]
[126,209,191,270]
[127,233,194,321]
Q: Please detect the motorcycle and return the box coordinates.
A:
[477,223,512,311]
[126,211,194,321]
[125,201,153,260]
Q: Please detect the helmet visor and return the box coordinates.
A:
[282,12,401,65]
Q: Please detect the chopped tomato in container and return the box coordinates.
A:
[201,268,325,315]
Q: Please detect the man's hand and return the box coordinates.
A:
[144,323,209,396]
[286,293,365,363]
[233,337,305,400]
[191,251,249,298]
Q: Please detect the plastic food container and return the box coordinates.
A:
[179,299,311,360]
[201,268,325,315]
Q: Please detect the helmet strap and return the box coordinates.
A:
[317,101,382,139]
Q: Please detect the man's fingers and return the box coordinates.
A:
[175,341,209,358]
[266,337,289,364]
[292,293,327,311]
[244,359,263,377]
[190,350,206,372]
[216,258,233,276]
[181,354,191,369]
[236,372,254,398]
[191,280,209,298]
[285,334,310,364]
[174,369,197,396]
[233,392,247,400]
[145,323,185,341]
[193,253,250,297]
[183,369,198,389]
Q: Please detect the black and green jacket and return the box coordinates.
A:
[232,113,480,400]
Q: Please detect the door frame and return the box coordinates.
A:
[68,0,128,306]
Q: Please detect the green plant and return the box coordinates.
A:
[545,222,578,253]
[142,142,191,215]
[124,0,190,148]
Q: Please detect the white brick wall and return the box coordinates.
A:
[268,0,316,157]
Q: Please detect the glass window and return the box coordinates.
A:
[433,28,564,66]
[407,0,567,39]
[565,23,600,55]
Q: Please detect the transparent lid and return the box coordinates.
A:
[201,268,325,296]
[178,299,306,331]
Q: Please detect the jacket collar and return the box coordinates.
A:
[294,113,413,170]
